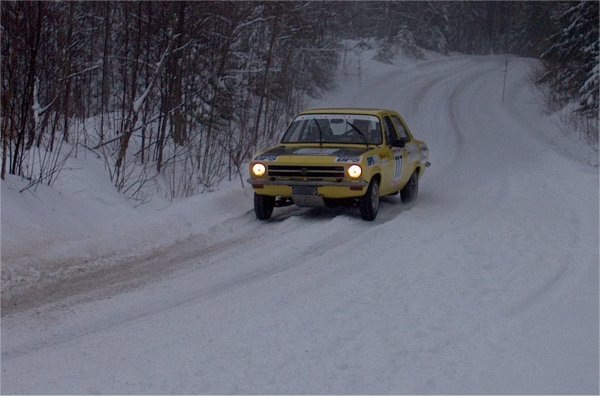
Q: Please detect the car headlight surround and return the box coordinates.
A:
[347,164,362,179]
[252,162,266,177]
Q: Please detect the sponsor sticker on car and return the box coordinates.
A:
[336,156,361,163]
[366,156,379,167]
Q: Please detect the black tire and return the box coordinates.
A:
[254,193,275,220]
[359,178,380,221]
[401,171,419,203]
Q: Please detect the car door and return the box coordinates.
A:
[380,115,404,194]
[391,115,419,185]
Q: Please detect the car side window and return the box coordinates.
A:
[391,116,409,140]
[384,116,398,145]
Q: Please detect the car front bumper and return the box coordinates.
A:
[247,178,368,199]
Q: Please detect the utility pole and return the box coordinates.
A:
[502,58,509,102]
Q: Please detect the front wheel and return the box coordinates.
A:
[254,193,275,220]
[401,171,419,203]
[359,178,380,221]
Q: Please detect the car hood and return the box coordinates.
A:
[255,146,369,161]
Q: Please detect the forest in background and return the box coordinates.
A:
[1,1,598,199]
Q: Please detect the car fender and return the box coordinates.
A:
[361,153,383,183]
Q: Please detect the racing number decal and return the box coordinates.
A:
[394,154,403,182]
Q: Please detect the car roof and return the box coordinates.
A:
[299,108,396,117]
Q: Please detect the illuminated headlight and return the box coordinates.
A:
[347,164,362,179]
[251,163,266,177]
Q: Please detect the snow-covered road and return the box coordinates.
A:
[2,54,598,394]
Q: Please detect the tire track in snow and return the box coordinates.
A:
[359,57,593,372]
[336,56,472,112]
[3,208,399,361]
[439,58,594,329]
[482,58,597,320]
[399,57,474,117]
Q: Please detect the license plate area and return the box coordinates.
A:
[292,185,317,195]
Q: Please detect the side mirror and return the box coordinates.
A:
[391,139,406,148]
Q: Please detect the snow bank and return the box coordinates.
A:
[1,150,251,305]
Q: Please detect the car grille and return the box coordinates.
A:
[267,165,345,179]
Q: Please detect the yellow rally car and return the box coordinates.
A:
[248,108,430,221]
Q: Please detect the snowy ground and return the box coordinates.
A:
[1,50,598,394]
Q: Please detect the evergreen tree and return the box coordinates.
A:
[541,1,599,118]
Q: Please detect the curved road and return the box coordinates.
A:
[2,55,598,394]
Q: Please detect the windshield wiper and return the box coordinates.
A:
[312,118,323,148]
[346,121,370,148]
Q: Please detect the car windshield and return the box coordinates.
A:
[281,114,382,145]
